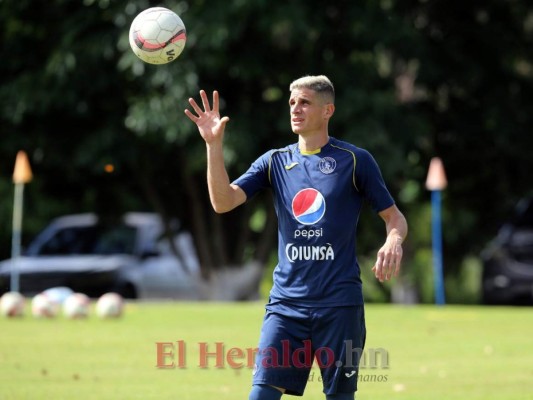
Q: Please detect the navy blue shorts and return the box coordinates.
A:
[251,302,366,396]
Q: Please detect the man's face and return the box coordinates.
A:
[289,88,331,135]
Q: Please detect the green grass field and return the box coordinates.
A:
[1,301,532,400]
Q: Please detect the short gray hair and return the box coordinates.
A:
[289,75,335,104]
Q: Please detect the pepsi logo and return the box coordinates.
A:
[292,188,326,225]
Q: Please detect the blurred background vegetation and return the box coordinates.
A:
[1,0,532,304]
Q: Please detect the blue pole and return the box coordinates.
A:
[10,183,24,293]
[431,190,445,305]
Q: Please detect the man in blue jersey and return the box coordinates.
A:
[185,75,408,400]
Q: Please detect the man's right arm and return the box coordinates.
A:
[206,141,246,213]
[183,90,246,213]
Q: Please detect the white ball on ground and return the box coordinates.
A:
[31,293,60,318]
[63,293,90,319]
[96,292,124,318]
[0,291,25,317]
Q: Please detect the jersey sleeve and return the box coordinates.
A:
[355,149,395,213]
[231,151,272,200]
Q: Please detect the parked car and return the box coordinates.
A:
[481,198,533,305]
[0,213,203,299]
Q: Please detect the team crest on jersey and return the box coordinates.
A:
[292,188,326,225]
[319,157,336,174]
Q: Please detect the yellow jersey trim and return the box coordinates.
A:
[268,148,293,184]
[300,148,321,155]
[329,143,358,191]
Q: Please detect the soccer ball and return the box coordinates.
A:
[96,292,124,318]
[31,293,60,318]
[63,293,90,319]
[129,7,187,65]
[0,291,25,317]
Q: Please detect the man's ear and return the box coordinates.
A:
[324,103,335,119]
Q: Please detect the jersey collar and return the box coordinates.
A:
[297,137,331,155]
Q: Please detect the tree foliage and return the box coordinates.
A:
[1,0,532,300]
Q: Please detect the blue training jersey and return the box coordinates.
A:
[233,137,394,307]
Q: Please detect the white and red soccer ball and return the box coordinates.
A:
[129,7,186,65]
[63,292,91,319]
[31,293,60,318]
[96,292,124,318]
[0,291,26,317]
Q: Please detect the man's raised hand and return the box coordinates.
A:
[184,90,229,144]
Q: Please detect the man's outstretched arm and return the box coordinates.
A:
[184,90,246,213]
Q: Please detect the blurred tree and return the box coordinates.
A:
[392,0,533,277]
